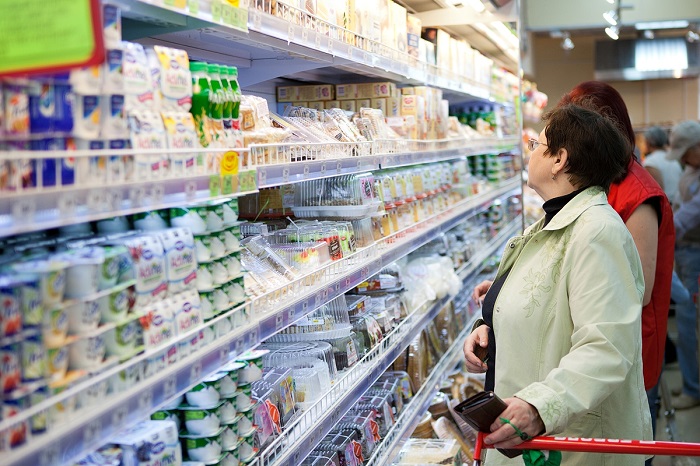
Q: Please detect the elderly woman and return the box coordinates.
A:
[463,103,652,465]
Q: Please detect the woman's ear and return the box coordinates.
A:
[552,147,568,178]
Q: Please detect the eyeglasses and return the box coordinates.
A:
[527,138,548,151]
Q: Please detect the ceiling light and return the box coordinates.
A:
[603,10,618,26]
[561,33,574,51]
[643,30,654,39]
[605,25,620,40]
[688,31,700,43]
[606,0,615,3]
[635,20,689,30]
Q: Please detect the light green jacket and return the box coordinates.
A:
[485,187,652,466]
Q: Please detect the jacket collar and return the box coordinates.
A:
[529,186,608,233]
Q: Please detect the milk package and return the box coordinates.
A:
[109,420,182,466]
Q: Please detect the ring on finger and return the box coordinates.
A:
[499,417,531,441]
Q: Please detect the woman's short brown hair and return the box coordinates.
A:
[543,103,630,192]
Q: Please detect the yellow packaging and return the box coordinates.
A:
[356,99,371,109]
[341,100,356,112]
[277,85,334,102]
[291,101,308,108]
[309,101,325,111]
[335,84,357,100]
[386,97,401,117]
[325,100,341,109]
[276,86,298,102]
[371,98,387,115]
[390,2,407,54]
[407,14,421,58]
[402,87,416,95]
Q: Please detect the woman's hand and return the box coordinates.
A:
[472,280,493,305]
[463,325,490,373]
[485,397,545,448]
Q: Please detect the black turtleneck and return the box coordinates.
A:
[482,187,587,391]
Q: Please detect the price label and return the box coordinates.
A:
[314,292,322,308]
[320,162,326,176]
[328,38,333,54]
[234,337,244,354]
[163,375,177,399]
[58,193,77,217]
[357,159,362,169]
[12,198,36,221]
[151,184,165,204]
[138,389,153,412]
[219,347,229,364]
[282,167,290,183]
[129,187,145,207]
[335,282,341,293]
[364,52,370,64]
[185,181,197,201]
[109,190,122,210]
[301,300,308,314]
[253,11,261,30]
[301,28,309,42]
[275,313,284,331]
[336,161,342,174]
[40,443,60,466]
[288,306,296,321]
[111,405,128,429]
[348,45,353,59]
[344,276,352,288]
[190,361,202,383]
[258,167,267,186]
[303,164,310,178]
[86,190,102,211]
[361,266,370,279]
[83,419,101,445]
[288,24,295,43]
[322,288,329,301]
[315,34,321,49]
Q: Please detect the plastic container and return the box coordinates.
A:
[235,349,268,384]
[12,258,70,307]
[65,298,102,334]
[69,334,106,370]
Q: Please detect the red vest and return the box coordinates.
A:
[608,161,675,389]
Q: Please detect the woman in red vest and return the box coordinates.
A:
[558,82,675,451]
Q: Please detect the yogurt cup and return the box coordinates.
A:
[220,255,241,279]
[104,318,141,359]
[181,428,224,463]
[60,248,105,299]
[43,307,69,347]
[16,274,43,328]
[46,345,69,381]
[20,336,46,382]
[96,216,129,235]
[219,399,237,424]
[69,334,106,370]
[222,201,238,226]
[0,276,23,337]
[133,211,169,231]
[169,208,207,234]
[220,362,244,396]
[100,245,128,291]
[219,227,240,254]
[214,315,232,339]
[186,379,221,408]
[221,425,238,451]
[1,343,21,393]
[181,404,222,436]
[237,432,255,463]
[98,285,134,323]
[13,258,70,307]
[65,298,102,334]
[222,279,245,307]
[200,261,228,287]
[195,234,227,263]
[152,409,181,432]
[199,288,229,320]
[235,384,253,412]
[235,350,268,384]
[237,408,254,436]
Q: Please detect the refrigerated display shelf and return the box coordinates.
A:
[0,177,518,466]
[255,227,516,466]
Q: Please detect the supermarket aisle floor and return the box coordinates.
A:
[652,315,700,466]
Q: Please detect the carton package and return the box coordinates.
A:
[336,84,357,100]
[276,85,335,102]
[325,100,341,109]
[309,101,325,111]
[436,29,451,71]
[386,97,401,117]
[371,98,387,115]
[111,421,182,466]
[357,98,371,109]
[407,14,421,59]
[391,2,408,54]
[341,100,357,112]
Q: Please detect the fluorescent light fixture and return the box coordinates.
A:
[561,36,575,50]
[635,38,688,72]
[635,20,689,30]
[462,0,485,12]
[605,25,620,40]
[643,30,654,39]
[687,31,700,43]
[606,0,615,3]
[603,10,618,26]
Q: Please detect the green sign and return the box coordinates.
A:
[0,0,103,76]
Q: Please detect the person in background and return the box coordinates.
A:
[665,120,700,410]
[463,103,651,465]
[643,126,682,203]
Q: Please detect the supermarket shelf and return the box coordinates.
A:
[254,137,519,188]
[0,178,518,466]
[366,316,478,466]
[456,218,522,282]
[256,294,454,466]
[116,0,509,102]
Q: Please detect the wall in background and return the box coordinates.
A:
[530,34,699,133]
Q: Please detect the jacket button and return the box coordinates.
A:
[496,307,501,312]
[510,243,515,248]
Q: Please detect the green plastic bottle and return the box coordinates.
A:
[220,66,234,134]
[189,61,211,147]
[226,66,242,131]
[207,63,226,145]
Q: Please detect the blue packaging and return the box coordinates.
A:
[53,73,74,133]
[30,138,74,187]
[28,78,54,134]
[6,140,35,189]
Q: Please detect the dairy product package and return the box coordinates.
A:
[121,234,168,308]
[102,3,122,48]
[153,46,192,111]
[100,94,128,139]
[128,110,168,179]
[110,420,182,466]
[157,228,197,294]
[141,298,177,350]
[4,81,30,136]
[73,94,101,139]
[123,42,157,112]
[103,45,125,94]
[162,111,198,175]
[70,65,103,95]
[173,289,203,336]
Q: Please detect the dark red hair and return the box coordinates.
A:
[557,81,636,154]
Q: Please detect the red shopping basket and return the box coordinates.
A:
[473,432,700,465]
